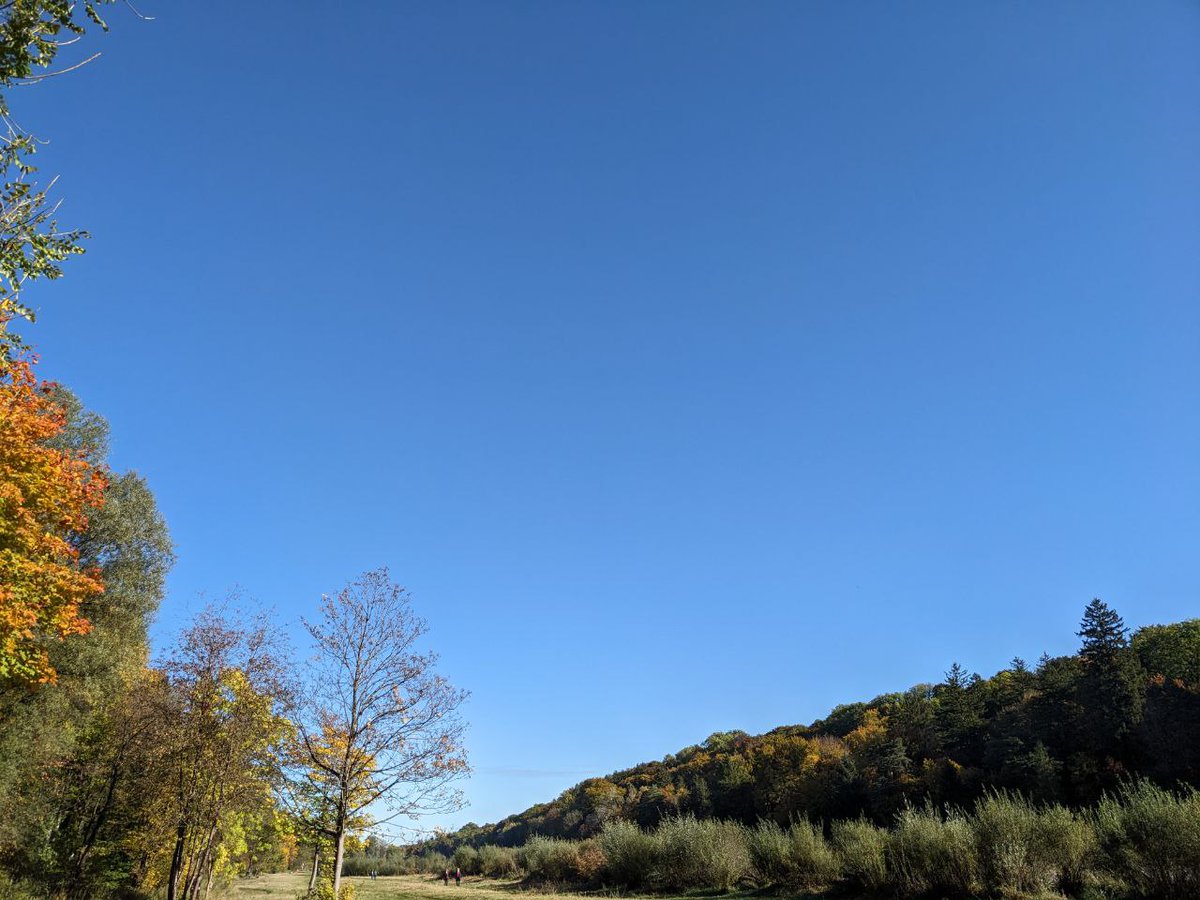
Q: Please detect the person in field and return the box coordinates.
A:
[442,868,449,885]
[455,868,462,885]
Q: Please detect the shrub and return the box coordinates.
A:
[653,815,750,891]
[746,819,792,884]
[747,819,838,889]
[341,854,418,876]
[0,875,38,900]
[1094,779,1200,899]
[452,845,480,875]
[786,820,840,888]
[972,790,1057,894]
[478,844,520,878]
[887,804,978,897]
[1036,802,1097,894]
[831,818,888,893]
[518,836,582,883]
[419,851,449,874]
[599,820,659,889]
[306,882,355,900]
[574,839,607,882]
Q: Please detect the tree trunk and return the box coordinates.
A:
[167,822,188,900]
[203,860,216,900]
[187,821,219,900]
[308,848,320,895]
[69,758,123,897]
[331,829,346,897]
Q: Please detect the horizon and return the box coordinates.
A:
[14,0,1200,836]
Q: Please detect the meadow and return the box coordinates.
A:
[218,874,781,900]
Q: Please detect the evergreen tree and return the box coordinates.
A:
[1075,599,1145,770]
[1078,598,1129,660]
[935,662,983,762]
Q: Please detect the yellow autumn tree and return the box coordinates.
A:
[0,357,106,684]
[290,569,469,897]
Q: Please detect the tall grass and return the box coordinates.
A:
[599,820,658,889]
[518,836,585,883]
[450,777,1198,899]
[477,844,519,878]
[831,818,888,893]
[972,790,1060,894]
[1036,802,1097,895]
[451,845,480,875]
[419,851,449,874]
[745,819,838,889]
[653,815,750,891]
[340,856,417,876]
[1094,780,1200,899]
[887,804,978,897]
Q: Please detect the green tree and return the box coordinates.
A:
[1079,598,1130,660]
[1076,599,1144,768]
[935,662,983,763]
[0,386,172,893]
[156,607,292,900]
[1132,619,1200,685]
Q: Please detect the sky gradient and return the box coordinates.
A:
[19,1,1200,834]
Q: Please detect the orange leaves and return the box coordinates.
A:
[0,357,106,684]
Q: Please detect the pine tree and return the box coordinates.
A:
[936,662,983,762]
[1075,599,1144,765]
[1078,598,1129,660]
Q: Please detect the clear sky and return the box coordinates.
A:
[18,1,1200,834]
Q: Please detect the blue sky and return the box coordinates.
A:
[19,1,1200,833]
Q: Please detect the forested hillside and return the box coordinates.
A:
[428,603,1199,853]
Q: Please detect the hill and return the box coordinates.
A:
[428,601,1199,854]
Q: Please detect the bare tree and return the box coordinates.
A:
[290,569,469,896]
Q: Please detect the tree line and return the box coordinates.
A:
[0,381,468,898]
[1,362,468,898]
[0,370,468,899]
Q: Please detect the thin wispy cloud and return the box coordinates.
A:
[476,767,599,779]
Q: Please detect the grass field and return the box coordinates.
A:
[218,874,790,900]
[222,874,592,900]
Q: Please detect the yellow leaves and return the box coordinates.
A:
[582,778,624,814]
[0,358,106,684]
[845,708,889,753]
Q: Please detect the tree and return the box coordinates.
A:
[291,569,469,896]
[0,357,106,684]
[935,662,983,763]
[155,606,292,900]
[1131,619,1200,685]
[0,383,171,894]
[1075,599,1144,770]
[1078,598,1129,660]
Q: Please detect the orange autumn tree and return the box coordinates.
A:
[0,356,106,684]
